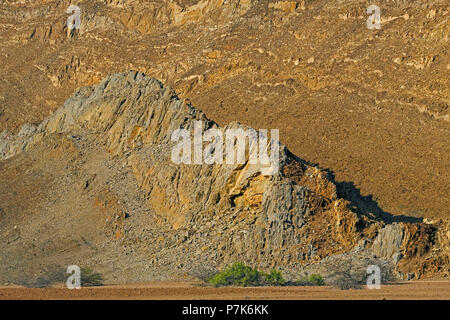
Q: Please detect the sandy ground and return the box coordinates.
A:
[0,280,449,300]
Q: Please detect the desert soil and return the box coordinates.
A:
[0,280,449,300]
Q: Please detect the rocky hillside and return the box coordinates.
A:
[0,72,448,285]
[0,0,449,222]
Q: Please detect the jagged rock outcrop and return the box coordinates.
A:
[372,224,405,263]
[1,0,449,229]
[1,71,448,283]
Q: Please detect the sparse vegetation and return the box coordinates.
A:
[323,258,399,290]
[264,269,285,286]
[209,262,262,287]
[295,274,325,286]
[80,267,103,287]
[189,265,218,286]
[326,262,367,290]
[21,265,66,288]
[328,270,364,290]
[208,262,285,287]
[19,265,103,288]
[308,274,325,286]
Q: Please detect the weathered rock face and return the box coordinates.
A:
[1,0,449,227]
[1,71,448,283]
[372,224,405,262]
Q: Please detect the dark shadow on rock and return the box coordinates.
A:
[287,152,422,225]
[324,171,423,224]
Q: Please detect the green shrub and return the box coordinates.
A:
[308,274,325,286]
[264,269,285,286]
[209,262,262,287]
[80,267,103,287]
[295,275,310,286]
[208,262,285,287]
[295,274,325,286]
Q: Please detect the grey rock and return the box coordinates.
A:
[372,223,404,260]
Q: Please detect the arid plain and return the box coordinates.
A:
[0,0,448,299]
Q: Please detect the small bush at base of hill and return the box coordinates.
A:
[18,265,103,288]
[328,270,364,290]
[295,274,325,286]
[308,274,325,286]
[80,267,103,287]
[209,262,262,287]
[208,262,285,287]
[264,269,285,286]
